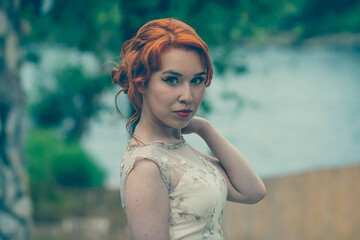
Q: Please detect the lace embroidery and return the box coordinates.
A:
[126,135,186,151]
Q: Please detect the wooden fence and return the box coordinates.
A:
[222,165,360,240]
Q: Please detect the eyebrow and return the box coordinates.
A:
[162,70,206,77]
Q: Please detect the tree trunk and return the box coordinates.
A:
[0,0,31,239]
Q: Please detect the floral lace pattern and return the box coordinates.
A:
[120,137,227,240]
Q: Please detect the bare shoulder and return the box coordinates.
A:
[125,158,170,239]
[131,157,164,180]
[125,157,169,204]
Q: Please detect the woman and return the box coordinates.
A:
[112,18,266,240]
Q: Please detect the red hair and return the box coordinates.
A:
[111,18,213,140]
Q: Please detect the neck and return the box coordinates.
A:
[133,114,181,143]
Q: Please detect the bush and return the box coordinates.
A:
[26,128,105,221]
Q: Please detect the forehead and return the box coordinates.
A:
[159,48,205,73]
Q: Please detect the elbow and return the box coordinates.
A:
[246,184,266,204]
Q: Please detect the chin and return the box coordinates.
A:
[171,123,188,130]
[167,120,190,130]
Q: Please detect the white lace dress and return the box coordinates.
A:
[120,136,228,240]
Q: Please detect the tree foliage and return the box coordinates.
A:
[292,0,360,37]
[30,65,111,140]
[26,128,105,220]
[21,0,360,59]
[26,128,105,188]
[21,0,123,54]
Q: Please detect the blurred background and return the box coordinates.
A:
[1,0,359,239]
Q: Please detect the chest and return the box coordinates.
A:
[168,152,227,222]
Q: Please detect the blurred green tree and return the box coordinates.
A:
[26,128,105,221]
[22,0,119,140]
[21,0,123,55]
[282,0,360,38]
[30,66,111,140]
[19,0,116,223]
[26,128,105,188]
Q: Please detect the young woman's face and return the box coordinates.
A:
[141,48,206,130]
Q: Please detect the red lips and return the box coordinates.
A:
[174,109,192,117]
[175,109,192,112]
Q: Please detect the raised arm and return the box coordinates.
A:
[124,158,170,240]
[182,117,266,204]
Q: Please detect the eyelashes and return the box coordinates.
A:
[161,76,178,85]
[161,76,205,86]
[192,77,205,85]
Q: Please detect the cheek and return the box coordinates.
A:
[195,88,205,103]
[148,89,176,109]
[157,91,176,104]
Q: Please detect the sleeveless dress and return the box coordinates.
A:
[120,136,228,240]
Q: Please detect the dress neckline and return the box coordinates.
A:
[126,135,187,151]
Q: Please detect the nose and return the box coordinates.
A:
[178,83,193,104]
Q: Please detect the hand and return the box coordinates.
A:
[181,116,209,135]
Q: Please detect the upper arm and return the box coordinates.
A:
[124,158,170,240]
